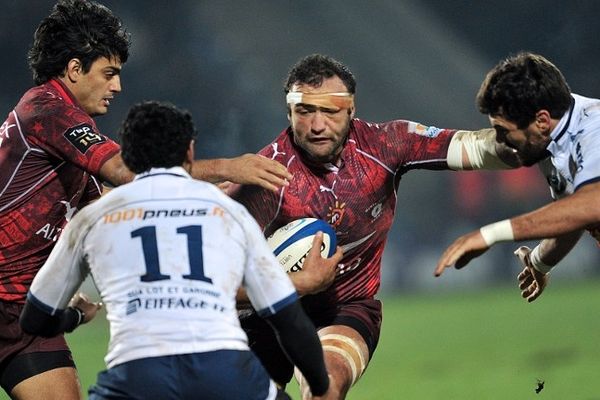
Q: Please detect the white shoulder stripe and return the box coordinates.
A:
[354,147,394,174]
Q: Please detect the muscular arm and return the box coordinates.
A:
[99,152,292,192]
[190,154,292,192]
[435,182,600,275]
[510,182,600,241]
[98,153,135,186]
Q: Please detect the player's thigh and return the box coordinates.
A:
[0,301,77,398]
[294,325,369,400]
[11,366,81,400]
[311,298,382,389]
[319,325,370,385]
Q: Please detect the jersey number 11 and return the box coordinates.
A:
[131,225,213,284]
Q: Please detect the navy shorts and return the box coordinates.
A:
[88,350,276,400]
[241,297,382,386]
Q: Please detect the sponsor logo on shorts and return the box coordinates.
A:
[63,123,105,153]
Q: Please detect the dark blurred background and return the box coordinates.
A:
[2,0,599,294]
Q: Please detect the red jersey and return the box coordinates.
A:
[0,79,120,302]
[231,118,455,311]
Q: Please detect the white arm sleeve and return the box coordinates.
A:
[29,211,90,314]
[239,207,297,317]
[447,128,512,170]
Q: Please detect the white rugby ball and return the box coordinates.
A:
[266,218,337,273]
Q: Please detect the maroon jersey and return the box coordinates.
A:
[0,79,119,302]
[231,118,455,311]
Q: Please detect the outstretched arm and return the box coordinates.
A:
[99,152,135,186]
[508,182,600,239]
[100,152,292,192]
[434,181,600,276]
[446,128,521,170]
[190,154,292,192]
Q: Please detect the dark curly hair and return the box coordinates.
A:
[476,52,571,129]
[28,0,130,85]
[119,101,197,174]
[284,54,356,94]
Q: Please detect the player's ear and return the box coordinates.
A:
[348,106,355,119]
[186,140,195,163]
[65,58,83,83]
[535,110,551,132]
[182,140,194,173]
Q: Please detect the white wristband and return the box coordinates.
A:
[529,245,554,274]
[479,219,514,246]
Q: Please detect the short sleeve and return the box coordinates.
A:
[238,206,297,316]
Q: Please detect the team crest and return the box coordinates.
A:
[327,200,346,227]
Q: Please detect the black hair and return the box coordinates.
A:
[28,0,130,85]
[119,101,197,174]
[476,52,571,128]
[284,54,356,94]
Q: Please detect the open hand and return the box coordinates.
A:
[226,154,292,192]
[434,230,490,277]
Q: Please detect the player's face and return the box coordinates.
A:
[73,56,122,117]
[289,77,354,165]
[489,115,551,166]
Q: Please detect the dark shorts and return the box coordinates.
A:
[89,350,275,400]
[0,300,75,393]
[241,297,382,386]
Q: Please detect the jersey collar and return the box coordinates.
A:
[48,78,80,109]
[135,166,192,181]
[549,96,575,143]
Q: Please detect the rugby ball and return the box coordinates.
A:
[266,218,337,273]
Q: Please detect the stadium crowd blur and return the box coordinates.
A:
[2,0,599,294]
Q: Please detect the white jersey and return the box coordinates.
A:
[538,94,600,242]
[543,94,600,195]
[28,167,297,368]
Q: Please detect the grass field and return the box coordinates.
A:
[3,280,599,399]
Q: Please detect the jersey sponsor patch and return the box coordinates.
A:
[63,123,105,153]
[408,122,443,138]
